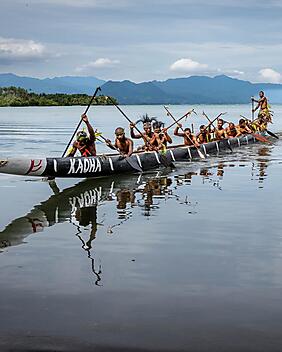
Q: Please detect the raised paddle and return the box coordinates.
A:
[104,95,174,168]
[62,86,101,158]
[251,96,254,122]
[240,115,279,140]
[164,106,206,159]
[98,134,143,172]
[165,108,196,130]
[202,111,233,152]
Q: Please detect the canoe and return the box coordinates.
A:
[0,134,264,178]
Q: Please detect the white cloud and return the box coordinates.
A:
[259,68,281,83]
[76,58,120,72]
[170,58,208,73]
[0,37,47,63]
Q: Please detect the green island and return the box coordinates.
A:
[0,86,118,106]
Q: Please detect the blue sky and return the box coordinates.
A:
[0,0,281,83]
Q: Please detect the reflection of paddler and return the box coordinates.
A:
[217,163,224,177]
[116,189,135,209]
[75,206,98,249]
[142,178,172,209]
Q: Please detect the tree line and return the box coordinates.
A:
[0,87,118,106]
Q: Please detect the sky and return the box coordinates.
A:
[0,0,282,83]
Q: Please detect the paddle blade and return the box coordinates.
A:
[266,130,279,139]
[125,157,143,172]
[252,133,272,144]
[198,149,206,159]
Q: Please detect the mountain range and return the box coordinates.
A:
[0,73,281,104]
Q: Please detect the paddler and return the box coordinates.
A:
[174,123,200,146]
[214,119,227,140]
[254,117,267,132]
[66,113,97,157]
[235,118,252,137]
[252,91,272,122]
[225,122,237,138]
[196,125,211,144]
[150,121,172,151]
[130,114,156,150]
[106,127,133,157]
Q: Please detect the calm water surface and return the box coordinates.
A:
[1,105,282,351]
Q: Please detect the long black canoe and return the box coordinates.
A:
[0,134,264,178]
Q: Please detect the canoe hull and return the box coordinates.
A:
[0,134,260,178]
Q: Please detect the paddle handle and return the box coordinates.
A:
[165,109,195,130]
[202,111,216,129]
[251,97,254,121]
[62,86,101,157]
[164,106,201,152]
[105,95,152,147]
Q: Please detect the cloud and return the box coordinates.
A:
[170,58,208,74]
[0,37,48,63]
[259,68,281,83]
[76,58,120,72]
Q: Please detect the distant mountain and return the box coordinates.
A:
[101,80,179,104]
[0,73,281,104]
[0,73,105,94]
[103,75,282,104]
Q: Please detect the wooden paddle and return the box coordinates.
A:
[104,95,174,168]
[62,86,101,158]
[164,106,206,159]
[99,134,142,172]
[165,108,196,130]
[251,96,254,121]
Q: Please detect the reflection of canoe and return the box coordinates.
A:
[0,173,161,251]
[0,134,261,178]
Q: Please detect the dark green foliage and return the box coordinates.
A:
[0,87,118,106]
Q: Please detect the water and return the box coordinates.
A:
[1,105,282,351]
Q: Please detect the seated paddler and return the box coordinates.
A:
[130,114,156,150]
[150,121,172,151]
[214,119,227,140]
[174,123,199,147]
[66,113,97,157]
[196,125,211,144]
[235,119,252,137]
[225,122,237,138]
[106,127,133,157]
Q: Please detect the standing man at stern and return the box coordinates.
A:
[252,91,272,122]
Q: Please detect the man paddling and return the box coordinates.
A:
[225,122,237,138]
[196,125,211,144]
[130,114,155,150]
[66,113,97,157]
[174,123,199,146]
[252,91,272,122]
[106,127,133,157]
[214,119,227,140]
[150,121,172,151]
[235,119,252,137]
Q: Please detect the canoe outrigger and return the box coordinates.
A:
[0,133,265,178]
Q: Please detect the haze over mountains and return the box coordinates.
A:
[0,73,281,104]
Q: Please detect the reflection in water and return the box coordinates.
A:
[0,146,272,285]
